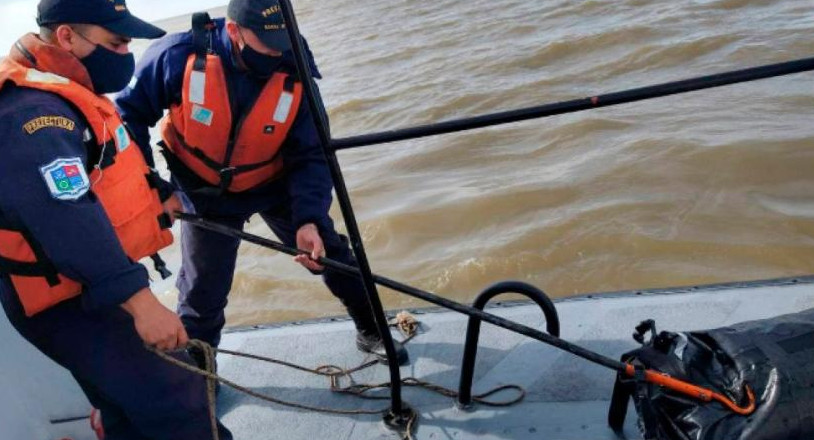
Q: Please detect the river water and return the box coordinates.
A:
[140,0,814,327]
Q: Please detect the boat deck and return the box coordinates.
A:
[216,277,814,439]
[6,277,814,439]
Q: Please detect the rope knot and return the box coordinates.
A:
[389,311,420,339]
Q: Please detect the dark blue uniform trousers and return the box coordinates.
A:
[0,293,232,440]
[176,205,377,348]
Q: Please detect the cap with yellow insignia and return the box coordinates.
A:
[36,0,166,40]
[228,0,292,52]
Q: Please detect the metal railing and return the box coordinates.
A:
[272,0,814,430]
[457,281,560,409]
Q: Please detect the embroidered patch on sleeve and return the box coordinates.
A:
[23,116,76,135]
[40,157,91,201]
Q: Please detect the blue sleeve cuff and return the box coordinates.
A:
[81,263,150,312]
[292,214,333,232]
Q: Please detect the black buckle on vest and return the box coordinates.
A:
[145,170,162,189]
[219,167,236,192]
[86,133,117,170]
[283,75,296,92]
[99,142,117,169]
[150,253,172,280]
[157,212,173,230]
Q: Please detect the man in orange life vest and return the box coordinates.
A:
[115,0,409,365]
[0,0,233,438]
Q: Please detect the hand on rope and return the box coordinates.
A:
[122,288,188,351]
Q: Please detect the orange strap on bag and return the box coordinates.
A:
[624,363,756,415]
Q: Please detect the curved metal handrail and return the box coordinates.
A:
[457,281,560,408]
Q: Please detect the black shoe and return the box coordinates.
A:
[356,332,410,366]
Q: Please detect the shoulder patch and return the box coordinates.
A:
[40,157,90,201]
[23,116,76,135]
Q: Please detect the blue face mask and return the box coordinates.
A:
[75,32,135,94]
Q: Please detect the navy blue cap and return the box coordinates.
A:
[37,0,166,40]
[228,0,291,52]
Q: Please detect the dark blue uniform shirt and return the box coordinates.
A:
[0,84,149,314]
[115,19,333,229]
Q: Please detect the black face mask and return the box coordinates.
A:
[75,33,135,94]
[237,34,283,78]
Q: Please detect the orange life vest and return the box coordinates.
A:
[159,14,303,193]
[0,35,174,317]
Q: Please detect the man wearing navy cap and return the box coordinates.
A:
[0,0,232,438]
[116,0,409,366]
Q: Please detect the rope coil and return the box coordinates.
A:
[146,313,526,440]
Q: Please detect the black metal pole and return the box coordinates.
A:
[176,213,629,374]
[276,0,405,418]
[173,215,760,417]
[332,56,814,150]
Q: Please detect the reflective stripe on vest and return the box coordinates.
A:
[0,57,173,317]
[160,52,303,193]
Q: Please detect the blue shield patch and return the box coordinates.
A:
[40,157,90,201]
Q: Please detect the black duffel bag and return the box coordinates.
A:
[608,308,814,440]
